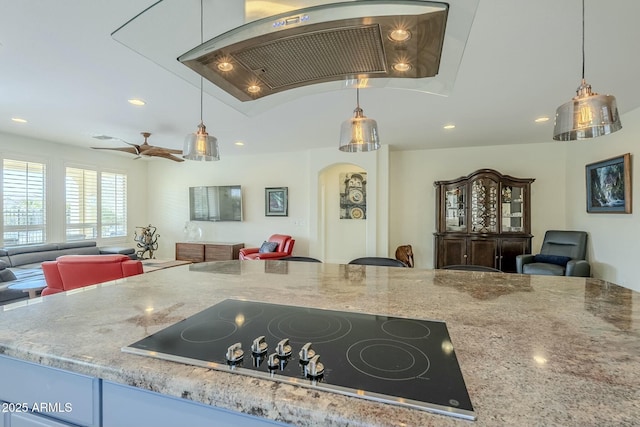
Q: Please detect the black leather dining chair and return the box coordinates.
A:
[279,256,322,263]
[441,264,502,272]
[348,257,407,267]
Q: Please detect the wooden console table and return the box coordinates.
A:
[175,242,244,263]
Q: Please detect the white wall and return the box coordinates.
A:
[147,150,312,259]
[147,145,390,264]
[564,107,640,291]
[0,131,148,248]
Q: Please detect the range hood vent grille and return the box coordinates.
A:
[179,1,449,102]
[234,25,388,90]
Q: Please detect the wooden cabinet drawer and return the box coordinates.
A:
[177,242,244,262]
[175,243,205,262]
[204,243,244,261]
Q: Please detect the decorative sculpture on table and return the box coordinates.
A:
[134,224,159,259]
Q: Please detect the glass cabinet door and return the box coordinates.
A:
[444,185,466,232]
[470,178,498,233]
[501,184,525,232]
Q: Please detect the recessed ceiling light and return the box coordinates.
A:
[443,124,456,130]
[217,62,234,72]
[388,28,411,42]
[128,99,146,106]
[11,117,27,123]
[247,85,261,94]
[393,62,412,72]
[234,141,245,146]
[534,116,550,123]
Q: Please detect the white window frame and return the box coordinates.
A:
[64,165,128,242]
[2,158,47,246]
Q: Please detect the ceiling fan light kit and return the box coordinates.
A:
[553,0,621,141]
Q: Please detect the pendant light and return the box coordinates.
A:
[553,0,621,141]
[339,86,380,152]
[183,0,220,161]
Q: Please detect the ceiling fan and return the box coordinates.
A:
[92,132,184,162]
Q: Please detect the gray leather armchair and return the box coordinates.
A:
[516,230,590,277]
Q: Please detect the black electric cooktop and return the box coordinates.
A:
[123,299,475,420]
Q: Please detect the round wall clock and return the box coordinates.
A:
[350,207,364,219]
[348,189,364,204]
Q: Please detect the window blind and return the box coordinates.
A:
[65,167,98,240]
[101,172,127,238]
[2,159,46,245]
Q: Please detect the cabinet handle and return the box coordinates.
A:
[463,254,467,258]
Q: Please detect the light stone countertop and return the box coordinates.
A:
[0,260,638,426]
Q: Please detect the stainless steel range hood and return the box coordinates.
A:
[178,1,448,101]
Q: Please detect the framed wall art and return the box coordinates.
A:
[265,187,288,216]
[586,153,631,213]
[339,172,367,219]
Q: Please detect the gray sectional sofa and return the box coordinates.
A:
[0,241,136,304]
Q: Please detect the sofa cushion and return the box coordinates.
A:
[0,288,28,304]
[11,267,45,281]
[99,246,136,256]
[58,241,97,250]
[8,249,66,267]
[59,246,100,256]
[259,241,279,253]
[533,254,571,266]
[0,260,8,270]
[5,244,58,255]
[0,269,17,282]
[523,262,565,276]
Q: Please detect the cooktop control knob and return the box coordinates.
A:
[226,342,244,363]
[307,354,324,378]
[276,338,292,358]
[251,336,268,354]
[267,353,280,369]
[299,342,316,363]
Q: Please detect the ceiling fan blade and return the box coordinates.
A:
[92,135,137,147]
[159,147,183,154]
[150,151,185,162]
[91,146,139,155]
[144,146,183,155]
[92,133,182,161]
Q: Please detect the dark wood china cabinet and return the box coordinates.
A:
[434,169,535,272]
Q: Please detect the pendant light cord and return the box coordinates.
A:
[199,0,204,123]
[356,87,360,109]
[581,0,585,80]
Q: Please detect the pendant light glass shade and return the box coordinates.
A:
[553,0,621,141]
[553,79,621,140]
[183,122,220,161]
[339,88,380,152]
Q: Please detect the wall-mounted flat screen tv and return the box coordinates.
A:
[189,185,243,222]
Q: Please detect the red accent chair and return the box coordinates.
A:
[41,254,143,296]
[239,234,295,260]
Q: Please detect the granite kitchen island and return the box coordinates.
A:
[0,260,638,426]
